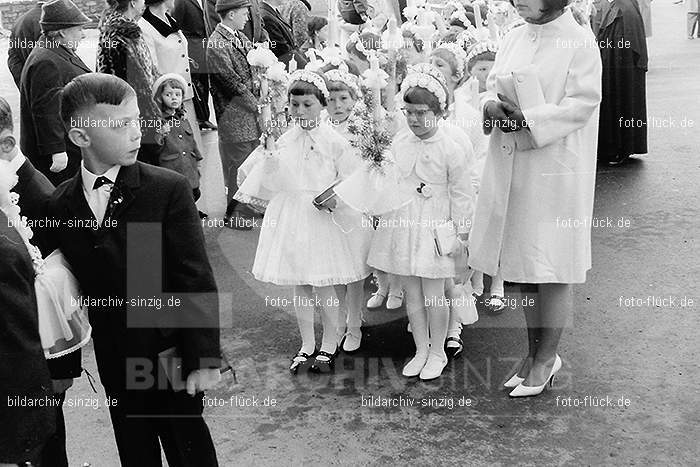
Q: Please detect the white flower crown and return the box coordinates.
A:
[325,69,362,99]
[408,63,449,89]
[400,71,448,112]
[288,70,329,99]
[466,40,499,64]
[434,42,469,79]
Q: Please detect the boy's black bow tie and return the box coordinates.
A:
[93,176,114,190]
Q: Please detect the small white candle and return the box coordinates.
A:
[288,56,297,73]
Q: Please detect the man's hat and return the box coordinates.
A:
[40,0,91,33]
[215,0,251,15]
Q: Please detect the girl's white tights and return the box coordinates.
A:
[334,279,364,342]
[294,285,340,355]
[402,276,449,361]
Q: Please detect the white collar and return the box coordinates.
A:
[81,162,121,192]
[0,150,26,174]
[220,23,239,37]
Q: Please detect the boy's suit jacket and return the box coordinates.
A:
[47,162,220,393]
[207,23,261,144]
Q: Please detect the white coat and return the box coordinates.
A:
[468,9,602,284]
[139,17,195,100]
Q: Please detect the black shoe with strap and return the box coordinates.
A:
[290,350,316,374]
[309,349,338,374]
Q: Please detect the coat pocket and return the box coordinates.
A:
[159,152,185,173]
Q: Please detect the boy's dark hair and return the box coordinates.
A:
[288,74,328,106]
[0,97,13,133]
[403,86,443,116]
[60,73,137,129]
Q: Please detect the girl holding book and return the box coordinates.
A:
[234,71,370,374]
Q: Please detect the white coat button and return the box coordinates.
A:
[502,144,513,155]
[517,75,524,83]
[530,32,537,42]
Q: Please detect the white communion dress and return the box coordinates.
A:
[235,122,371,286]
[367,127,475,279]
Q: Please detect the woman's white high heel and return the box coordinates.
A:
[509,355,562,398]
[503,374,526,388]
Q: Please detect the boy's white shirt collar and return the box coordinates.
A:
[81,162,121,192]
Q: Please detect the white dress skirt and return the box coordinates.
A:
[235,123,371,286]
[364,128,475,279]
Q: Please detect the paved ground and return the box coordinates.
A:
[1,1,699,465]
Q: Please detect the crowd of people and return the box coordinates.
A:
[1,0,652,464]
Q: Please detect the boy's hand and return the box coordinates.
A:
[50,152,68,172]
[186,368,221,395]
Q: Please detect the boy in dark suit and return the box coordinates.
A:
[49,73,221,466]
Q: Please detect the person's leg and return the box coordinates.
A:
[367,270,388,308]
[343,279,365,351]
[39,392,68,467]
[386,273,404,309]
[401,275,429,376]
[511,283,541,380]
[522,283,572,386]
[315,286,341,355]
[157,389,218,467]
[445,278,463,343]
[191,71,211,123]
[471,270,484,296]
[220,139,258,220]
[421,277,449,379]
[107,391,162,466]
[294,285,316,355]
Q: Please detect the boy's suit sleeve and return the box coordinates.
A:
[163,176,221,376]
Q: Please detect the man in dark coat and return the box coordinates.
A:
[208,0,264,228]
[19,0,92,185]
[1,95,82,467]
[49,72,221,466]
[261,0,308,65]
[596,0,648,165]
[7,1,44,88]
[171,0,220,130]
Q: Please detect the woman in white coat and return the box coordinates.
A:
[468,0,602,397]
[139,0,226,214]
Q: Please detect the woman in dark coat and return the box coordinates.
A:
[19,0,92,186]
[97,0,161,163]
[596,0,648,165]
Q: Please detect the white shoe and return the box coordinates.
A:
[503,374,525,388]
[386,292,404,310]
[402,352,428,377]
[367,291,387,309]
[342,327,362,353]
[419,353,448,380]
[509,355,562,397]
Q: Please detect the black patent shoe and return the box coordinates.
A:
[309,350,337,374]
[445,337,463,360]
[290,350,316,374]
